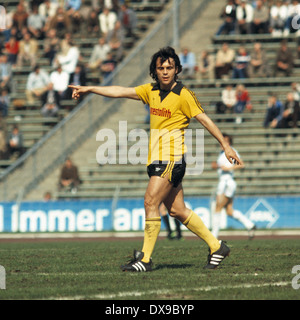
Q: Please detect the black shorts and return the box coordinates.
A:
[147,159,186,188]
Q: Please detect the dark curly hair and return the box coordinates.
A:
[149,47,182,83]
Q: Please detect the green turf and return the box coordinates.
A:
[0,238,299,300]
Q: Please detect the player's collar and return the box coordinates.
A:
[152,82,184,95]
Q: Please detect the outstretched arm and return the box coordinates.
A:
[68,85,141,101]
[195,113,244,166]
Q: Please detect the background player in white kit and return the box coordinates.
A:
[211,134,256,239]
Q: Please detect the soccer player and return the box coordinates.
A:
[211,133,256,239]
[69,47,243,271]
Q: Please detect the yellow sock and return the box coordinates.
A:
[183,210,220,254]
[141,217,161,263]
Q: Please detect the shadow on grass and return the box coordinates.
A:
[154,263,193,270]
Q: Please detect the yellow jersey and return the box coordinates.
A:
[135,82,204,165]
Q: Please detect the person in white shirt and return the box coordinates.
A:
[88,37,111,70]
[50,65,70,98]
[270,0,289,36]
[98,7,117,37]
[211,133,256,239]
[236,0,254,34]
[54,44,80,74]
[26,65,50,103]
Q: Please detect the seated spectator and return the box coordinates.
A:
[214,42,235,79]
[50,65,70,99]
[41,82,60,118]
[0,5,13,43]
[106,20,125,62]
[263,94,284,128]
[98,7,117,37]
[274,40,294,77]
[279,92,300,128]
[234,84,252,124]
[66,64,87,101]
[54,42,80,75]
[179,47,197,80]
[16,32,38,68]
[215,0,237,36]
[0,87,10,117]
[58,157,81,193]
[232,46,251,79]
[251,0,269,34]
[97,0,120,13]
[198,50,215,80]
[27,5,46,40]
[100,52,117,84]
[3,36,19,66]
[6,125,25,159]
[43,28,60,65]
[291,82,300,101]
[88,37,111,71]
[236,0,254,34]
[39,0,59,23]
[0,54,12,89]
[270,0,288,37]
[87,9,100,36]
[284,0,300,36]
[65,0,83,34]
[248,42,269,78]
[215,84,237,116]
[118,4,137,38]
[12,2,29,32]
[49,7,71,39]
[26,65,50,103]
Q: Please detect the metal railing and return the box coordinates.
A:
[0,0,211,201]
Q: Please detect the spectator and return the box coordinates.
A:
[106,20,125,62]
[4,36,19,66]
[39,0,59,22]
[65,0,83,34]
[26,65,50,103]
[87,9,100,35]
[279,92,300,128]
[12,2,29,32]
[236,0,254,34]
[6,125,25,159]
[27,5,46,40]
[43,191,52,201]
[97,0,120,13]
[49,7,71,39]
[214,42,235,79]
[16,32,38,68]
[291,82,300,101]
[248,42,269,78]
[50,65,70,99]
[274,40,294,77]
[67,64,87,101]
[118,4,137,38]
[54,42,80,75]
[234,84,252,124]
[0,6,13,43]
[215,0,237,36]
[270,0,288,37]
[0,87,10,117]
[41,82,60,118]
[251,0,270,34]
[100,51,117,84]
[284,0,300,36]
[0,54,12,89]
[88,37,111,71]
[179,47,197,80]
[58,157,81,193]
[232,46,251,79]
[98,7,117,37]
[263,94,284,128]
[216,84,237,116]
[198,50,215,80]
[43,28,60,65]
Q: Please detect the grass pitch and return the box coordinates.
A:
[0,237,299,300]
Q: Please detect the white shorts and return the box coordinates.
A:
[216,175,237,198]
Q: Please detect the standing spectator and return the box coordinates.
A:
[0,54,12,89]
[98,7,117,37]
[279,92,300,128]
[248,42,269,78]
[4,36,19,66]
[106,20,125,62]
[40,82,60,118]
[118,4,137,38]
[50,65,70,99]
[215,0,237,36]
[236,0,254,34]
[263,94,284,128]
[6,125,25,159]
[198,50,215,80]
[232,46,251,79]
[26,65,50,103]
[179,47,197,80]
[270,0,288,36]
[214,42,235,79]
[88,37,111,71]
[251,0,270,34]
[17,32,38,68]
[27,5,46,40]
[234,84,252,123]
[58,158,81,193]
[274,40,294,77]
[43,28,60,65]
[12,2,29,32]
[0,87,10,117]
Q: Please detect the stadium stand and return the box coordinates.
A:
[1,0,300,201]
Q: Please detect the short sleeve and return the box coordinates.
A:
[181,88,205,119]
[135,83,151,105]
